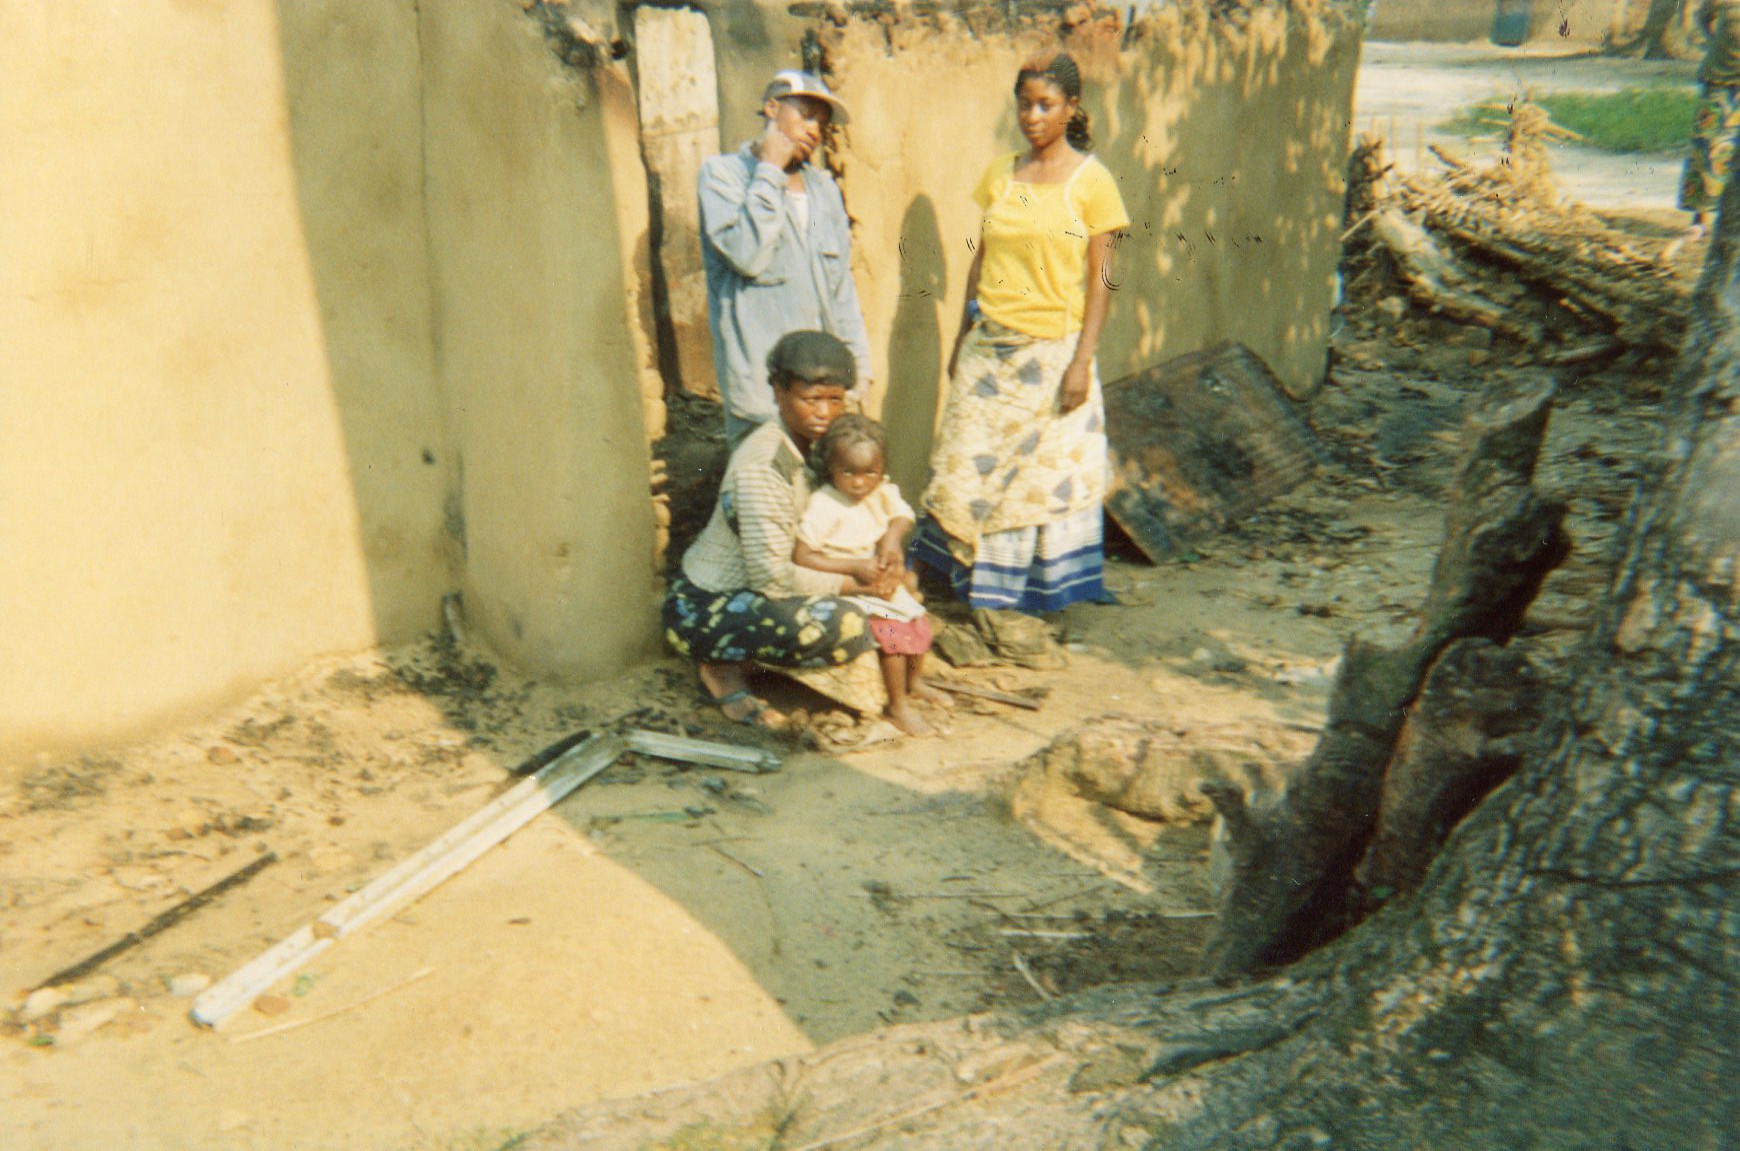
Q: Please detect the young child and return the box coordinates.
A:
[794,414,946,736]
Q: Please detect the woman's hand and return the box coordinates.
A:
[946,315,974,381]
[949,248,985,382]
[1059,357,1093,413]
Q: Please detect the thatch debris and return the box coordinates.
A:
[1343,100,1690,368]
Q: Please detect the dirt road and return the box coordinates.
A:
[1355,39,1696,210]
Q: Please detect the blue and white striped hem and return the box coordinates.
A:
[910,512,1107,613]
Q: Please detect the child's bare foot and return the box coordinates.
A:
[884,701,936,737]
[909,682,954,709]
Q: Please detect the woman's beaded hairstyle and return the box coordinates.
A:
[1015,51,1092,150]
[811,412,888,477]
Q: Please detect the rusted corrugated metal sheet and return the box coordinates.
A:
[1104,342,1324,562]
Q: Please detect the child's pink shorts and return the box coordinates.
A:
[869,615,932,656]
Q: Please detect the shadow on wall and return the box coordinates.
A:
[275,2,454,651]
[882,195,947,499]
[809,4,1360,501]
[1092,6,1359,404]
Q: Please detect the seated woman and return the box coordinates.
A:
[663,330,904,727]
[911,52,1129,656]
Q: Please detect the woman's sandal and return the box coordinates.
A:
[712,688,785,729]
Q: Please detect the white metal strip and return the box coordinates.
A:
[190,733,626,1027]
[624,729,780,773]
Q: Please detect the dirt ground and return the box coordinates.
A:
[1,51,1690,1151]
[0,315,1670,1150]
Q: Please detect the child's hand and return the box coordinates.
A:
[871,569,904,599]
[849,559,884,588]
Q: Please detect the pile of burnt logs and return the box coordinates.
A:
[1343,105,1689,367]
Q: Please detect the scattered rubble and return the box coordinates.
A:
[1104,342,1325,562]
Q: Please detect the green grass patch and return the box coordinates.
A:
[1439,86,1700,154]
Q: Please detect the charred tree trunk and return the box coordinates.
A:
[1203,377,1569,974]
[1357,637,1549,903]
[522,177,1740,1151]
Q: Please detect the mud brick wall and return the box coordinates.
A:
[2,0,1365,771]
[420,1,663,687]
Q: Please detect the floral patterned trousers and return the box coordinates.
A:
[663,575,874,668]
[1681,83,1740,215]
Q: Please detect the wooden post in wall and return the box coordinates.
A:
[634,7,721,400]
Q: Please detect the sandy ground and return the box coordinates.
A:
[1,44,1679,1151]
[0,553,1350,1150]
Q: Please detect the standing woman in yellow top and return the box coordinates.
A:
[911,51,1129,625]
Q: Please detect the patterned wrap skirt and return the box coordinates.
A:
[910,507,1104,613]
[663,575,874,668]
[915,319,1108,612]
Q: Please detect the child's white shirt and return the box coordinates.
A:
[797,481,915,559]
[797,481,925,621]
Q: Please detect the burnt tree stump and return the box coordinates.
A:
[1204,377,1570,975]
[1358,637,1549,904]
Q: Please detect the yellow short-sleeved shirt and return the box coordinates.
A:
[972,152,1130,340]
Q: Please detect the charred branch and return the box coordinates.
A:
[1369,207,1543,344]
